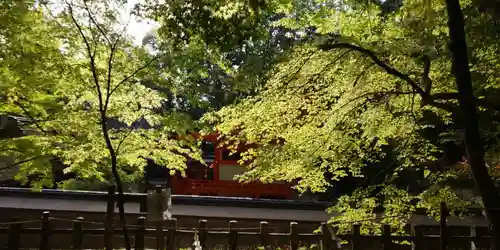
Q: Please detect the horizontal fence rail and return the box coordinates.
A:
[0,210,494,250]
[0,187,495,250]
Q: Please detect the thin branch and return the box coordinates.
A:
[317,42,482,114]
[303,97,373,159]
[104,42,115,111]
[106,7,133,107]
[282,48,321,87]
[88,15,99,59]
[339,90,414,110]
[108,55,161,96]
[14,101,48,135]
[287,50,352,95]
[41,4,65,28]
[115,116,143,155]
[0,155,50,171]
[115,129,133,156]
[82,0,111,46]
[103,11,131,111]
[431,92,500,112]
[318,42,427,97]
[80,0,116,112]
[353,63,375,88]
[66,0,104,112]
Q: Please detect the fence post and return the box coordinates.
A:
[140,189,147,213]
[290,221,299,250]
[198,219,208,249]
[320,222,332,250]
[229,220,238,250]
[105,186,115,250]
[351,224,360,250]
[134,216,145,250]
[470,225,477,250]
[413,225,424,250]
[166,218,177,250]
[72,216,84,250]
[7,217,21,250]
[39,211,51,250]
[383,224,393,250]
[440,202,448,250]
[260,221,270,248]
[156,220,165,250]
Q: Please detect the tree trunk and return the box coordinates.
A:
[445,0,500,249]
[101,113,132,250]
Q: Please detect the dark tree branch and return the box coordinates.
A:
[82,1,111,46]
[430,92,500,112]
[104,43,115,111]
[14,101,48,135]
[289,50,352,94]
[317,42,500,115]
[282,48,321,87]
[353,63,375,87]
[318,42,428,97]
[339,90,414,110]
[66,1,104,112]
[115,116,143,155]
[108,55,161,96]
[103,6,131,111]
[0,155,50,171]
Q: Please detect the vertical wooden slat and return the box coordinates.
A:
[134,216,145,250]
[155,220,164,250]
[320,222,332,250]
[39,211,51,250]
[290,221,299,250]
[7,217,21,250]
[413,225,424,250]
[228,220,238,250]
[383,224,392,250]
[260,221,270,248]
[198,219,208,249]
[72,216,83,250]
[351,224,360,250]
[470,225,477,250]
[440,202,448,250]
[166,218,177,250]
[105,186,115,250]
[139,195,147,213]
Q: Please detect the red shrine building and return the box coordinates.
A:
[146,133,294,199]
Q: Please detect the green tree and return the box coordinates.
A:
[199,0,500,233]
[136,0,296,118]
[1,1,202,249]
[0,1,70,185]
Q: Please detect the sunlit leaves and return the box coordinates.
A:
[0,0,202,187]
[202,0,500,228]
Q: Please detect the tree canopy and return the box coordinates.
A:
[0,1,202,189]
[198,0,500,232]
[2,0,500,238]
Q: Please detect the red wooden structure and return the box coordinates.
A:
[170,133,294,199]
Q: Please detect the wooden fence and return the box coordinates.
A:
[0,209,494,250]
[0,188,495,250]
